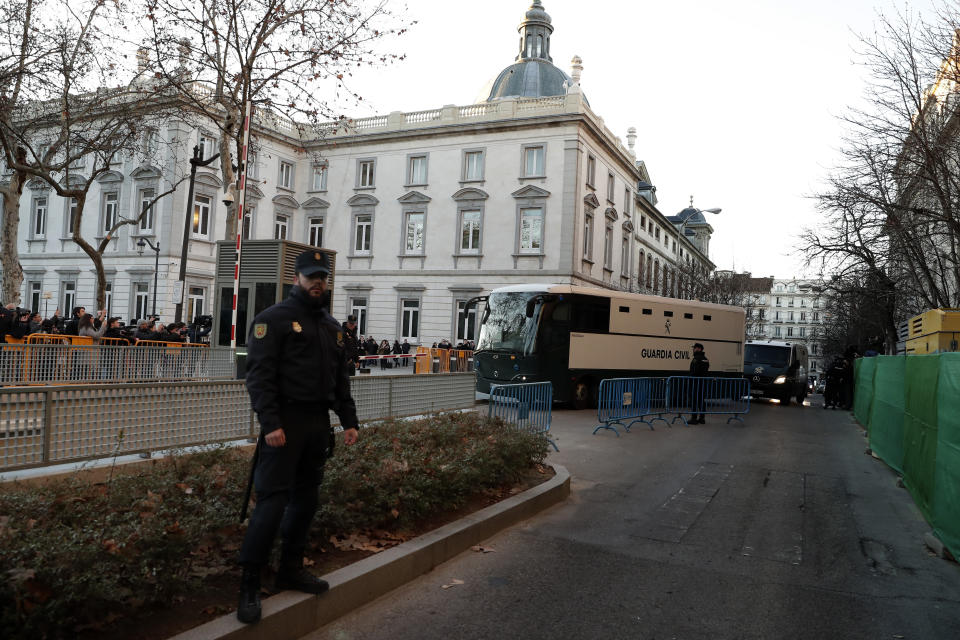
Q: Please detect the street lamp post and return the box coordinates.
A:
[175,145,221,323]
[137,237,160,317]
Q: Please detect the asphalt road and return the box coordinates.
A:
[306,397,960,640]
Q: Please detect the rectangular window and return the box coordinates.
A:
[788,311,794,321]
[401,299,420,341]
[274,213,288,240]
[247,152,258,179]
[607,172,615,202]
[138,188,155,232]
[799,327,806,337]
[775,326,782,338]
[460,210,481,253]
[198,134,215,161]
[623,188,631,216]
[29,281,42,312]
[66,198,78,235]
[586,155,596,187]
[620,236,630,275]
[654,227,660,241]
[519,208,543,253]
[143,128,157,158]
[787,327,794,337]
[463,150,484,181]
[583,212,594,260]
[134,282,149,321]
[242,206,254,240]
[104,282,113,318]
[603,225,613,269]
[800,312,806,322]
[457,300,477,342]
[192,195,211,238]
[354,215,372,253]
[311,164,328,191]
[308,216,324,246]
[404,212,425,254]
[350,298,368,335]
[32,197,47,237]
[62,281,77,316]
[358,159,375,187]
[407,155,427,185]
[775,311,781,321]
[102,191,118,234]
[278,161,294,189]
[187,286,205,323]
[523,145,544,177]
[813,312,820,322]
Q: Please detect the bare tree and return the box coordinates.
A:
[144,0,409,240]
[0,0,187,311]
[805,3,960,350]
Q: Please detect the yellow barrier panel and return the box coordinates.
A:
[414,346,432,374]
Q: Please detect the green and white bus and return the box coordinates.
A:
[469,284,746,408]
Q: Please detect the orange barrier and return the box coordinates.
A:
[4,336,24,344]
[414,346,432,374]
[25,334,93,345]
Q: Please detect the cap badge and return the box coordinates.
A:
[292,321,303,333]
[314,252,322,261]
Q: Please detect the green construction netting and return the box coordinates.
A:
[854,358,877,426]
[933,354,960,557]
[902,355,940,519]
[854,353,960,560]
[868,356,906,473]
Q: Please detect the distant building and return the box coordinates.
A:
[765,278,826,376]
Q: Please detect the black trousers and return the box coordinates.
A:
[239,404,330,567]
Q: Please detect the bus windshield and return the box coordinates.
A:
[476,291,543,355]
[745,344,790,368]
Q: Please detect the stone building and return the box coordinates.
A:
[9,1,717,347]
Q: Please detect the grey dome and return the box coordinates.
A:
[524,1,552,23]
[675,207,707,225]
[486,60,575,101]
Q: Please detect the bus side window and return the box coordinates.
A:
[544,302,570,348]
[572,301,610,333]
[550,302,571,323]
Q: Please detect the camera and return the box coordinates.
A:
[194,314,213,329]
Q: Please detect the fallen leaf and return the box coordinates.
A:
[441,579,464,590]
[391,508,400,519]
[175,483,194,495]
[470,545,495,554]
[102,539,121,555]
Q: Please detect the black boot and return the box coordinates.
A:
[276,559,329,594]
[237,565,262,624]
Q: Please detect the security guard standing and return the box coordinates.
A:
[341,314,360,375]
[688,342,710,424]
[237,250,359,624]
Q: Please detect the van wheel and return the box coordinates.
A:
[572,380,591,410]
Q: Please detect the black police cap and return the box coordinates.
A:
[295,250,331,277]
[692,343,705,350]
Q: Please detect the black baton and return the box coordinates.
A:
[239,436,262,522]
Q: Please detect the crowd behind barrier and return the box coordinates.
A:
[355,348,474,374]
[0,341,233,386]
[488,381,557,451]
[594,376,751,435]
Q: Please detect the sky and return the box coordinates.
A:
[336,0,942,280]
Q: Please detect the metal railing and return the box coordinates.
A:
[488,381,557,451]
[592,376,752,436]
[0,372,477,472]
[594,378,654,436]
[666,376,751,425]
[0,344,235,386]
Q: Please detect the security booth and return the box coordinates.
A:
[212,239,337,348]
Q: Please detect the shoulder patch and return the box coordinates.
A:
[337,331,344,347]
[254,323,267,339]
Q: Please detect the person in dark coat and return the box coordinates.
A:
[341,315,360,375]
[823,357,846,409]
[401,338,411,367]
[237,250,359,625]
[688,343,710,424]
[62,306,85,336]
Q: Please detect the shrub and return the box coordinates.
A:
[0,413,547,638]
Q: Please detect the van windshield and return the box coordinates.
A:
[745,344,790,368]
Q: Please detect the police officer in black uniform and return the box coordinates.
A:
[688,342,710,424]
[237,250,359,624]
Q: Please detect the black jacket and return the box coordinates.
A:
[341,322,360,361]
[245,286,359,435]
[690,352,710,376]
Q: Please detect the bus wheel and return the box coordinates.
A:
[573,379,592,410]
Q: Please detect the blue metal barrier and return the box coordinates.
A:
[638,377,671,429]
[594,377,653,435]
[488,381,558,451]
[666,376,751,425]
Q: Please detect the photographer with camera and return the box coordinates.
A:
[102,318,134,345]
[188,315,213,344]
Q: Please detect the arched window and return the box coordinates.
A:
[526,34,532,57]
[646,255,653,288]
[654,259,660,291]
[638,250,645,285]
[536,35,543,57]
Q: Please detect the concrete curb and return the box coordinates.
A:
[171,464,571,640]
